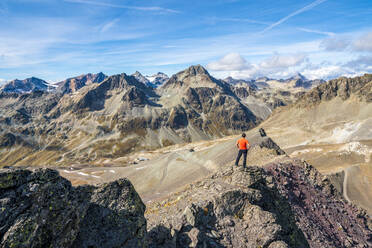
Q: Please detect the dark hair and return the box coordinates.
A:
[242,133,246,137]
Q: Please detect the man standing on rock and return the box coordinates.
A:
[235,133,250,168]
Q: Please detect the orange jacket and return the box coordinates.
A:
[237,138,250,150]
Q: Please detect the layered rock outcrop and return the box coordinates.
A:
[0,169,147,247]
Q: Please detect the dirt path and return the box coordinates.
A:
[343,168,351,202]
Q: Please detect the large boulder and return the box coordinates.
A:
[0,168,146,248]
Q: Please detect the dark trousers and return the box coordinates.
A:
[235,149,247,168]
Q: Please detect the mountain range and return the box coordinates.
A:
[227,73,325,91]
[0,66,343,169]
[0,65,267,167]
[1,66,371,211]
[0,71,323,95]
[0,65,372,247]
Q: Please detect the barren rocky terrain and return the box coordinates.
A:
[262,74,372,214]
[1,132,371,247]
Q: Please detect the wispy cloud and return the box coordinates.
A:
[64,0,180,13]
[100,18,120,33]
[297,27,335,36]
[210,17,270,26]
[262,0,327,33]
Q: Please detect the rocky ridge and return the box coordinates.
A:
[146,159,372,248]
[0,168,147,247]
[56,72,107,95]
[0,77,52,93]
[297,73,372,105]
[225,73,325,92]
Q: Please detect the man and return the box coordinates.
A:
[235,133,250,168]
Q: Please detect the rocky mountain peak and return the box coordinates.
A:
[93,72,107,82]
[145,72,169,88]
[0,77,49,93]
[256,76,271,82]
[132,71,150,85]
[162,65,219,90]
[133,71,142,76]
[184,65,210,76]
[56,72,107,94]
[288,72,307,81]
[154,72,168,77]
[224,76,234,82]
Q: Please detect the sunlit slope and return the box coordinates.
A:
[261,74,372,214]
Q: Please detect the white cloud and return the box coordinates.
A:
[207,52,307,79]
[344,55,372,71]
[301,65,345,80]
[206,49,372,80]
[206,53,252,71]
[259,53,307,69]
[319,31,372,52]
[319,36,350,51]
[353,32,372,52]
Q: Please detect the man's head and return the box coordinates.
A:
[242,133,246,137]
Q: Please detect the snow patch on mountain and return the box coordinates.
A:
[132,71,169,88]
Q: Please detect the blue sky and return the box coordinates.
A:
[0,0,371,83]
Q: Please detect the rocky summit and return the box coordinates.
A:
[146,159,371,248]
[1,134,371,248]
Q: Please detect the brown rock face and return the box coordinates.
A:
[57,72,107,94]
[298,73,372,105]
